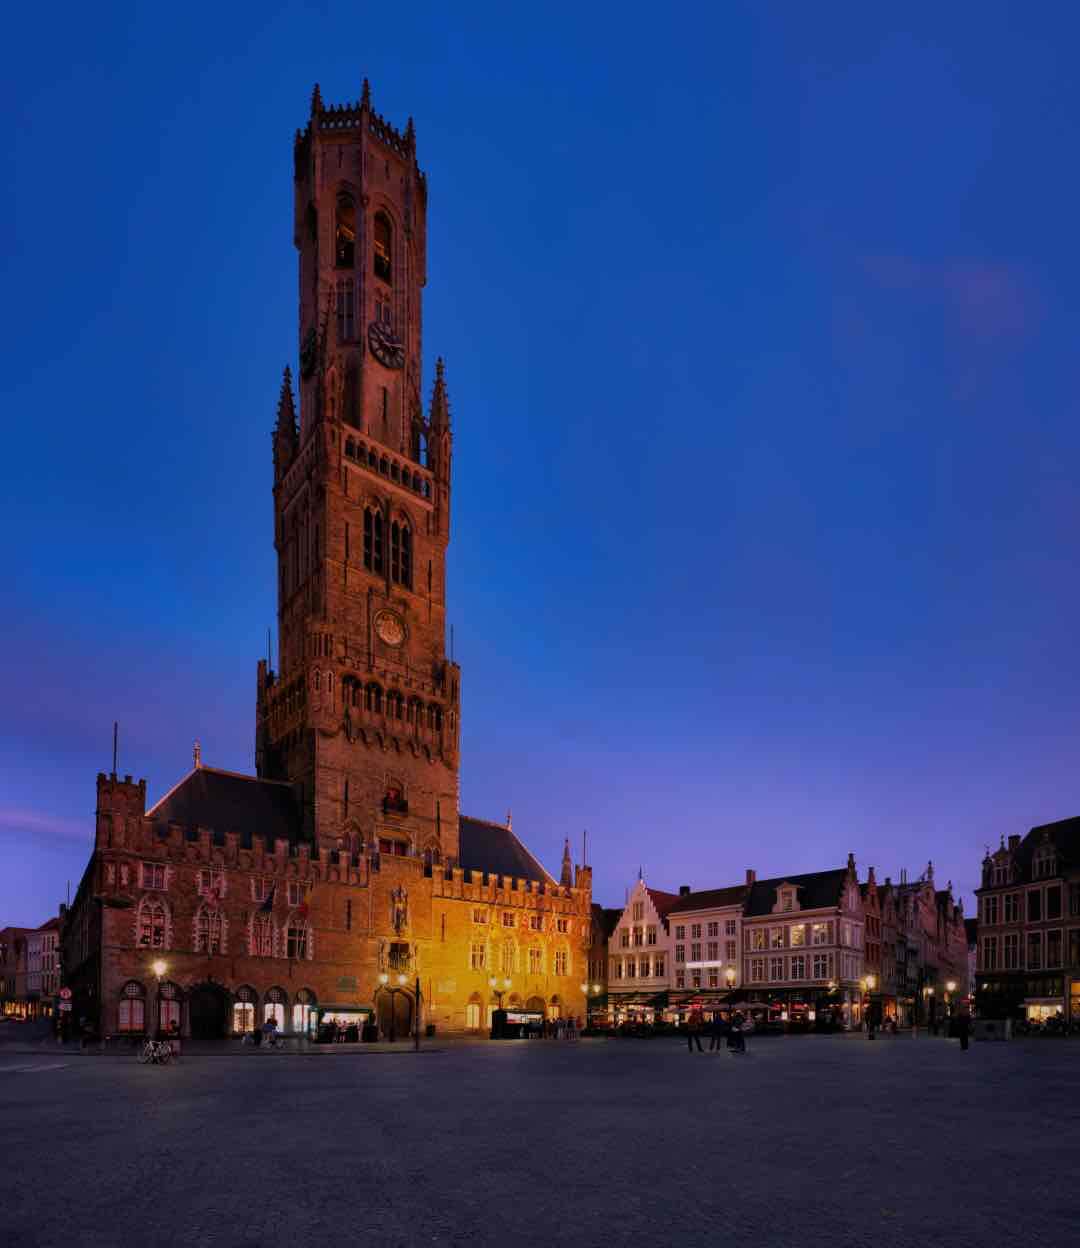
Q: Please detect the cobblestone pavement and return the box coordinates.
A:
[1,1033,1078,1248]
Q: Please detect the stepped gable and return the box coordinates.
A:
[147,766,303,845]
[667,885,748,914]
[644,887,682,927]
[458,816,554,885]
[743,868,849,916]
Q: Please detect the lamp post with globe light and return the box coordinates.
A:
[151,959,167,1040]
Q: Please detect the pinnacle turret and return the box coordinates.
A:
[276,366,297,434]
[429,357,450,430]
[361,77,371,109]
[311,83,323,116]
[560,838,573,887]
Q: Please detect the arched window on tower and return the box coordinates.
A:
[336,194,356,269]
[363,507,384,575]
[390,522,412,589]
[373,212,392,283]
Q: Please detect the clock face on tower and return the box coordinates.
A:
[374,609,406,647]
[367,320,405,370]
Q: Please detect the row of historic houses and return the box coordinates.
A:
[597,855,970,1030]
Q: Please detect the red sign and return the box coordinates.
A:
[59,988,72,1000]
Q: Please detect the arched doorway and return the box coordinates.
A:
[188,983,228,1039]
[376,988,413,1041]
[525,996,545,1012]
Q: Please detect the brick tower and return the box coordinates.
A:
[256,80,460,862]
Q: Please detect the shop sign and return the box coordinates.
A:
[59,988,72,1000]
[59,1003,72,1012]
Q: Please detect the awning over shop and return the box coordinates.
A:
[610,993,667,1008]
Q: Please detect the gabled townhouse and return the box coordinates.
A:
[606,879,676,1021]
[740,856,867,1029]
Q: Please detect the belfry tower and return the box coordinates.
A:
[256,81,460,862]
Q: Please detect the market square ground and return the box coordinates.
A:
[1,1033,1077,1247]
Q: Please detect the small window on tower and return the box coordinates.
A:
[373,213,392,283]
[336,195,356,269]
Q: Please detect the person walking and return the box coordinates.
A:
[709,1012,726,1053]
[956,1009,971,1052]
[731,1011,747,1054]
[686,1008,704,1053]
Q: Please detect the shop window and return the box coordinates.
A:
[118,981,146,1033]
[233,1002,255,1034]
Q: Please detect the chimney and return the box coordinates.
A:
[746,869,756,885]
[679,885,691,897]
[1008,834,1020,850]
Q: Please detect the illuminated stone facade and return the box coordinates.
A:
[59,82,591,1039]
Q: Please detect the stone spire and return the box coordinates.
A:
[429,357,450,431]
[273,365,298,480]
[361,77,371,109]
[560,838,573,887]
[311,83,323,116]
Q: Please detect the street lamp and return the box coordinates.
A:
[488,976,511,1009]
[151,959,167,1039]
[946,979,956,1019]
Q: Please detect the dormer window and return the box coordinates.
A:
[1033,849,1057,880]
[781,889,794,912]
[335,194,356,269]
[373,213,392,283]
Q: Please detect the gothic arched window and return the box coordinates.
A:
[390,522,412,589]
[138,899,167,950]
[363,507,384,574]
[287,922,310,960]
[250,914,273,957]
[195,907,223,954]
[336,194,356,269]
[365,683,383,715]
[373,212,392,283]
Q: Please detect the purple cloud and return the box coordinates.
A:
[861,253,1039,342]
[0,807,87,842]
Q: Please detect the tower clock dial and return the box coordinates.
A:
[367,320,405,370]
[374,609,406,647]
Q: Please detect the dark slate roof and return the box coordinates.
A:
[147,767,304,844]
[1024,816,1080,866]
[592,904,622,939]
[458,816,554,885]
[744,869,848,917]
[668,885,748,915]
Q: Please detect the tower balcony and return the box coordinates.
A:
[343,436,433,502]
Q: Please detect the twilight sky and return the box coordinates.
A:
[3,2,1080,924]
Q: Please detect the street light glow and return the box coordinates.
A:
[151,959,167,979]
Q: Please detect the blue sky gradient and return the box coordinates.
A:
[3,2,1080,922]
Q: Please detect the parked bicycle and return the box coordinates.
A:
[138,1038,173,1064]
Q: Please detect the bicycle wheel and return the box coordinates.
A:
[159,1044,172,1064]
[138,1043,152,1063]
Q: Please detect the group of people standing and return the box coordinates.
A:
[686,1010,747,1054]
[530,1015,581,1040]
